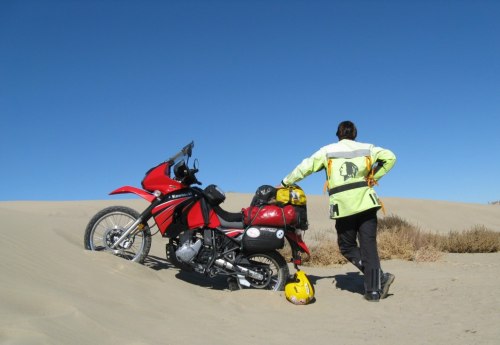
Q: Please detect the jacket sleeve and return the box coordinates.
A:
[372,146,396,181]
[282,148,327,186]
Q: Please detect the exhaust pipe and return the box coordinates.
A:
[214,259,264,281]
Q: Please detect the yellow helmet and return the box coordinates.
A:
[285,270,315,305]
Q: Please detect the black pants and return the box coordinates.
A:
[335,208,381,293]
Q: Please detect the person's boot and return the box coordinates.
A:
[380,272,395,299]
[363,268,382,302]
[364,291,380,302]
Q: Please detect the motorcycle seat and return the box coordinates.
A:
[216,216,245,230]
[212,205,245,229]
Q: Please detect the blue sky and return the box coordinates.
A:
[1,0,499,204]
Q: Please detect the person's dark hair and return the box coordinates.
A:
[336,121,357,140]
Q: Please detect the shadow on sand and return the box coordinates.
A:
[143,255,175,271]
[332,272,365,295]
[175,270,229,290]
[144,255,229,290]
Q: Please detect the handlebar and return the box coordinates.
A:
[166,141,202,186]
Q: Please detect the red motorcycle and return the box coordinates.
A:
[84,142,310,290]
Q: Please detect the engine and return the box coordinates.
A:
[175,229,219,264]
[168,229,266,286]
[175,237,202,263]
[174,229,238,276]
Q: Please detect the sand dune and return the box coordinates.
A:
[1,196,499,345]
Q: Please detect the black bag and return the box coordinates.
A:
[294,205,309,230]
[203,184,226,206]
[242,226,285,253]
[249,184,308,230]
[250,185,277,206]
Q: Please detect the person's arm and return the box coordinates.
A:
[372,147,396,181]
[282,148,326,186]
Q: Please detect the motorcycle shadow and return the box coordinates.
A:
[143,255,176,271]
[143,255,229,290]
[175,270,229,290]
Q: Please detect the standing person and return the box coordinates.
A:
[279,120,396,301]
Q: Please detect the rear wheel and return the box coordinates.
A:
[239,251,289,291]
[84,206,152,263]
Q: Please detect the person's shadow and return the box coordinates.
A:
[332,272,365,295]
[306,272,364,295]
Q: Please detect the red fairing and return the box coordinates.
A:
[242,205,297,227]
[110,186,155,203]
[206,210,222,228]
[152,198,222,236]
[141,162,183,194]
[186,201,221,229]
[224,229,244,238]
[153,199,186,235]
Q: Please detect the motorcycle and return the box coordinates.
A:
[84,142,310,291]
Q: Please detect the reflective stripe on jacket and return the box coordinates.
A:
[282,139,396,219]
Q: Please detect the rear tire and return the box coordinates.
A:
[240,251,290,291]
[84,206,152,263]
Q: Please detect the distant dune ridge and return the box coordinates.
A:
[223,193,500,234]
[1,195,499,345]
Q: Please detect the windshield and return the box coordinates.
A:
[167,141,194,167]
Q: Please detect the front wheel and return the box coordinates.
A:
[84,206,152,263]
[239,251,290,291]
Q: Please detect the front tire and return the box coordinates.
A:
[84,206,152,263]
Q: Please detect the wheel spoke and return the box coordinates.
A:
[240,252,288,291]
[87,209,150,262]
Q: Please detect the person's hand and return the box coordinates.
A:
[365,177,378,187]
[276,180,287,189]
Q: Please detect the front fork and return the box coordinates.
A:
[111,218,145,249]
[111,198,160,249]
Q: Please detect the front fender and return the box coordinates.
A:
[110,186,156,203]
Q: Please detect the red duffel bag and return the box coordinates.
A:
[242,204,297,227]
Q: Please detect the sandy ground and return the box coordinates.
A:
[1,196,499,345]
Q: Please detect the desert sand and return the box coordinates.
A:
[1,195,499,345]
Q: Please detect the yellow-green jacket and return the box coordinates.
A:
[282,139,396,219]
